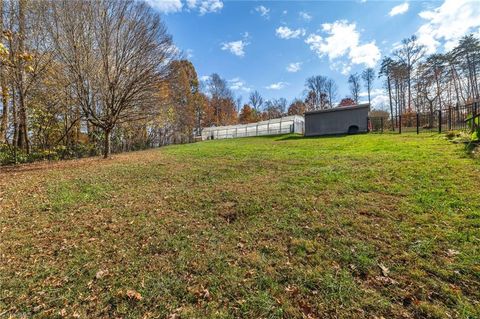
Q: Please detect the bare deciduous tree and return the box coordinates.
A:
[348,73,361,104]
[379,57,395,128]
[249,90,263,112]
[362,67,375,105]
[394,35,426,110]
[305,75,327,110]
[46,0,175,157]
[325,78,338,108]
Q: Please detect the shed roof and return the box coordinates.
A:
[304,103,370,115]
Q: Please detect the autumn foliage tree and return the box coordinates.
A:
[339,97,356,107]
[204,73,237,126]
[287,99,306,115]
[238,104,257,124]
[167,60,201,142]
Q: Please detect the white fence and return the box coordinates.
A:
[201,115,304,140]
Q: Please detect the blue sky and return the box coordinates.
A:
[150,0,480,109]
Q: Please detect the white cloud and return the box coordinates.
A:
[286,62,302,73]
[229,78,251,92]
[149,0,222,15]
[305,20,381,71]
[305,34,323,54]
[255,5,270,18]
[370,94,390,109]
[221,40,248,57]
[359,88,384,98]
[349,42,381,68]
[221,32,250,57]
[265,82,288,90]
[416,0,480,54]
[358,89,389,109]
[389,2,409,17]
[187,0,223,15]
[275,26,306,39]
[200,0,223,14]
[147,0,182,13]
[299,11,312,21]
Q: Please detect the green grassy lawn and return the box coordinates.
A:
[1,133,479,318]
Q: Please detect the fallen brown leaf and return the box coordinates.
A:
[126,289,142,301]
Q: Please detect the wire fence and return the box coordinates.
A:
[369,101,479,134]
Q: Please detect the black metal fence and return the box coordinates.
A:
[369,101,479,134]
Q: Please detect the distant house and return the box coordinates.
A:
[304,103,370,136]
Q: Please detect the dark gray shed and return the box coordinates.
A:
[304,103,370,136]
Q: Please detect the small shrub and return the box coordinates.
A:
[0,143,100,166]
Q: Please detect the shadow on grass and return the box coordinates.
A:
[274,134,305,141]
[274,133,363,141]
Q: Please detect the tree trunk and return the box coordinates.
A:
[0,0,7,143]
[11,85,17,148]
[367,82,371,105]
[387,76,394,130]
[17,93,29,152]
[435,72,443,111]
[0,86,7,143]
[103,128,111,158]
[407,69,412,111]
[16,0,29,153]
[429,100,434,128]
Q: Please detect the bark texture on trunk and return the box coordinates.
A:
[103,129,111,159]
[0,0,6,143]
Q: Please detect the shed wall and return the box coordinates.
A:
[305,107,369,136]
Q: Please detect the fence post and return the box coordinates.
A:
[438,110,442,133]
[473,102,478,131]
[416,113,419,134]
[399,115,402,134]
[267,122,270,135]
[381,117,384,133]
[256,124,258,136]
[455,103,459,130]
[448,107,452,131]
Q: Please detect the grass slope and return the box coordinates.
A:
[1,134,479,318]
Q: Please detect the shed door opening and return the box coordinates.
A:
[347,125,359,134]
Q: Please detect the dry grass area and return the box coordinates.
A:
[1,133,479,318]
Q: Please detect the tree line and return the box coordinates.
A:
[377,34,480,128]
